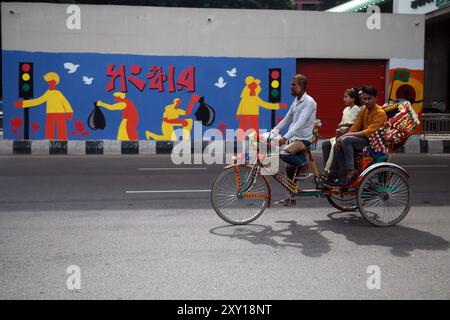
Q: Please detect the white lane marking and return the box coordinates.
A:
[138,167,207,171]
[126,189,211,194]
[402,165,449,168]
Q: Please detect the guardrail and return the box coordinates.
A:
[422,113,450,135]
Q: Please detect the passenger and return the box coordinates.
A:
[358,87,365,107]
[329,86,387,186]
[322,88,361,176]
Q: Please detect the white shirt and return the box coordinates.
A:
[274,92,317,142]
[339,105,361,126]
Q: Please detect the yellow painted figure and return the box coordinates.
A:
[145,98,193,141]
[236,76,286,140]
[97,92,139,141]
[14,72,74,140]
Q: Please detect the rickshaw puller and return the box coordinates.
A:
[271,74,317,206]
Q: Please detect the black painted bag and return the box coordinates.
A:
[194,97,215,126]
[87,102,106,130]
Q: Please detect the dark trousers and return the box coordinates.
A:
[280,140,311,180]
[330,135,369,176]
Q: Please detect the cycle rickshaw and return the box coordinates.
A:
[211,101,420,227]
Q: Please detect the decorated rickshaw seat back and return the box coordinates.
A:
[367,100,420,155]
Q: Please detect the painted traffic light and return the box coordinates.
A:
[19,62,33,139]
[19,62,33,99]
[268,68,281,103]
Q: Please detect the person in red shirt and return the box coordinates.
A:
[97,92,139,140]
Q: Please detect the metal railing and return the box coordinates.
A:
[422,113,450,135]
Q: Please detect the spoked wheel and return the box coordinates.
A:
[357,167,412,227]
[211,165,270,225]
[326,189,358,212]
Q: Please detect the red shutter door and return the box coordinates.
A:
[297,59,387,138]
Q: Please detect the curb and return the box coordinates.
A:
[0,139,450,155]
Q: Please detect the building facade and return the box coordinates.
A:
[2,2,425,140]
[395,0,450,114]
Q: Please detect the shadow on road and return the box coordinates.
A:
[317,212,450,257]
[210,222,332,258]
[209,212,450,258]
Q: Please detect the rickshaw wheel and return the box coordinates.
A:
[211,165,270,225]
[326,189,358,212]
[357,166,412,227]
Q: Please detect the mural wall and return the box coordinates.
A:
[388,59,424,134]
[3,50,295,140]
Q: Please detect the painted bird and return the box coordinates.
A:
[226,68,237,77]
[83,76,94,85]
[214,77,227,88]
[64,62,80,74]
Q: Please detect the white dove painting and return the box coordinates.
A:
[214,77,227,89]
[64,62,80,74]
[83,76,94,85]
[226,68,237,77]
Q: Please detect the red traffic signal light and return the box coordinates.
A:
[21,63,31,72]
[270,70,280,79]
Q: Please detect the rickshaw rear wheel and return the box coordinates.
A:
[357,166,412,227]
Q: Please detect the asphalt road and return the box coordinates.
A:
[0,153,449,299]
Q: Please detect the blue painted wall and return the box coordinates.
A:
[2,50,296,140]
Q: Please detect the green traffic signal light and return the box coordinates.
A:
[22,83,30,92]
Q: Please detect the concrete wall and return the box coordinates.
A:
[2,2,424,59]
[1,2,426,141]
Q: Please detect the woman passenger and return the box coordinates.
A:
[321,88,361,178]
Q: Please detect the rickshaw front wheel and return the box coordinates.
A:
[211,165,270,225]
